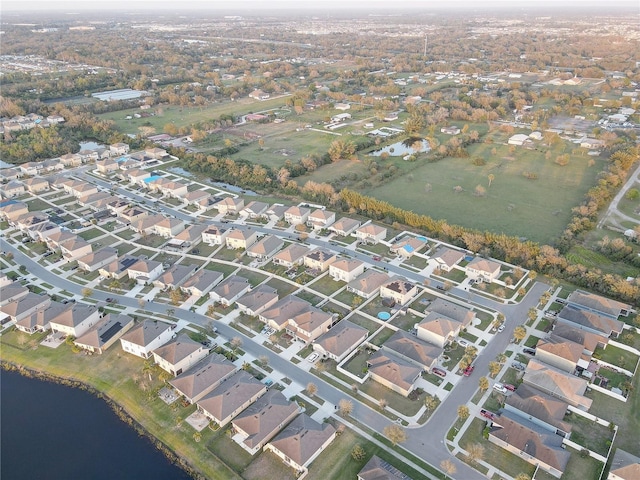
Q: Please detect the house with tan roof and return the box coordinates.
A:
[551,323,608,356]
[367,349,422,397]
[347,270,390,299]
[556,305,624,338]
[286,307,334,344]
[608,449,640,480]
[181,269,224,297]
[169,353,238,404]
[536,336,587,373]
[304,249,337,272]
[273,243,309,268]
[127,258,164,284]
[59,153,82,167]
[168,223,206,249]
[202,225,228,245]
[284,205,311,226]
[127,168,151,186]
[78,191,114,208]
[159,181,188,199]
[431,246,465,272]
[152,333,208,376]
[226,229,258,250]
[355,224,387,244]
[57,235,92,260]
[96,158,119,174]
[241,201,269,218]
[504,384,571,437]
[1,180,25,198]
[329,258,365,282]
[152,264,197,290]
[259,295,311,331]
[0,167,22,182]
[120,319,175,359]
[49,304,100,338]
[131,214,165,235]
[70,182,99,199]
[209,275,251,306]
[216,197,245,215]
[1,292,51,323]
[154,217,185,238]
[380,277,418,305]
[328,217,361,236]
[466,257,501,283]
[110,143,130,156]
[416,298,475,347]
[145,147,168,159]
[264,413,336,477]
[0,201,28,222]
[523,359,592,411]
[22,177,49,193]
[358,455,412,480]
[15,300,69,334]
[120,206,149,225]
[566,290,631,318]
[382,330,442,372]
[27,221,61,242]
[0,281,29,307]
[489,413,571,478]
[73,313,134,355]
[232,390,300,455]
[236,285,279,316]
[247,235,284,261]
[197,371,267,427]
[312,319,368,362]
[14,211,48,231]
[389,237,426,258]
[183,190,211,207]
[307,209,335,230]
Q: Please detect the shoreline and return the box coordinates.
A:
[1,361,202,480]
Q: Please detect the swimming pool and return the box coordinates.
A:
[377,311,391,321]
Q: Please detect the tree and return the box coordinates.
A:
[478,376,489,392]
[440,459,457,480]
[351,444,366,461]
[306,382,318,396]
[383,424,407,446]
[170,288,184,306]
[108,279,121,292]
[487,174,495,188]
[474,185,486,197]
[230,336,243,353]
[338,399,353,417]
[513,325,527,343]
[81,287,93,298]
[258,355,269,367]
[527,307,538,322]
[488,361,501,378]
[496,353,507,365]
[467,443,484,464]
[457,405,470,420]
[425,395,438,412]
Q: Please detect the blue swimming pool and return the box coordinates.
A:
[417,236,427,241]
[377,311,391,321]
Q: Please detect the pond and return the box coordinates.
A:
[79,141,103,150]
[370,137,431,157]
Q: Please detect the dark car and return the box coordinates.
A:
[432,367,447,378]
[523,347,536,355]
[463,365,475,376]
[373,255,381,261]
[105,298,117,304]
[480,409,495,420]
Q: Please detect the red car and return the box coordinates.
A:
[480,409,495,420]
[462,365,475,376]
[432,367,447,378]
[504,384,516,392]
[373,255,381,261]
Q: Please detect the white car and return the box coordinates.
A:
[493,383,508,394]
[457,339,469,348]
[308,353,319,363]
[497,324,505,333]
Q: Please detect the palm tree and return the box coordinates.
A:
[440,459,457,480]
[488,361,501,378]
[487,174,495,188]
[513,325,527,343]
[457,405,470,420]
[478,376,489,392]
[425,395,438,412]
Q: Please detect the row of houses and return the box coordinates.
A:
[0,113,64,135]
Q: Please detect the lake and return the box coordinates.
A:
[370,138,431,157]
[0,370,193,480]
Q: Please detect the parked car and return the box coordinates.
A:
[493,383,508,394]
[308,353,319,363]
[372,255,381,261]
[105,298,117,304]
[480,409,495,420]
[497,324,505,333]
[432,367,447,378]
[523,347,536,355]
[457,339,469,348]
[504,384,516,392]
[511,362,526,371]
[463,365,475,376]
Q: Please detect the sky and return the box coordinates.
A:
[2,0,638,11]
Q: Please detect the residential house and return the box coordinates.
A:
[153,264,197,290]
[78,149,99,163]
[284,205,311,226]
[242,201,269,218]
[73,313,134,354]
[389,237,426,258]
[152,334,209,376]
[522,359,592,411]
[22,177,49,193]
[159,181,188,199]
[1,180,25,198]
[183,190,211,207]
[273,243,309,268]
[367,350,422,398]
[99,255,140,280]
[307,209,335,230]
[15,301,69,334]
[209,275,251,306]
[19,161,41,175]
[431,246,465,272]
[259,295,310,332]
[131,214,166,236]
[508,134,533,146]
[202,226,228,245]
[466,257,501,283]
[417,298,476,348]
[216,197,244,215]
[154,217,185,238]
[231,390,300,455]
[197,371,267,427]
[127,168,151,186]
[70,182,99,199]
[0,201,28,222]
[236,286,279,316]
[120,319,175,359]
[264,204,288,222]
[120,206,148,225]
[536,336,586,373]
[556,305,624,338]
[328,217,361,237]
[608,449,640,480]
[358,455,412,480]
[27,221,60,242]
[382,330,442,373]
[167,224,206,249]
[14,212,48,231]
[49,304,100,338]
[58,235,92,260]
[551,323,608,356]
[145,147,168,159]
[347,270,390,299]
[565,290,631,318]
[59,153,82,167]
[40,158,63,173]
[504,384,571,438]
[329,259,365,282]
[127,258,163,284]
[304,249,336,272]
[226,229,258,250]
[380,277,418,305]
[312,320,368,362]
[0,168,22,182]
[265,414,336,477]
[181,269,224,298]
[249,89,270,101]
[489,413,570,478]
[77,247,118,273]
[0,292,51,323]
[169,353,238,403]
[355,223,387,244]
[110,142,130,156]
[286,306,334,344]
[0,281,29,307]
[246,235,284,261]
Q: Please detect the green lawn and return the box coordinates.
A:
[564,412,614,457]
[593,344,639,371]
[561,447,604,480]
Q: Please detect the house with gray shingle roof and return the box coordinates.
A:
[1,292,51,323]
[312,319,368,362]
[523,359,592,411]
[566,290,631,318]
[152,333,208,376]
[49,303,100,338]
[120,319,175,359]
[209,275,251,306]
[382,330,442,372]
[246,235,284,261]
[152,264,197,290]
[556,305,624,338]
[236,285,279,316]
[273,243,309,268]
[367,350,422,397]
[347,270,390,299]
[504,384,571,437]
[181,269,224,297]
[74,313,135,354]
[77,247,119,273]
[15,300,69,334]
[170,353,238,403]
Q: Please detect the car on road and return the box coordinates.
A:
[432,367,447,378]
[497,324,505,333]
[493,383,508,394]
[504,384,516,392]
[480,409,495,420]
[523,347,536,355]
[308,353,319,363]
[457,339,469,348]
[105,297,117,304]
[462,365,474,376]
[372,255,381,261]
